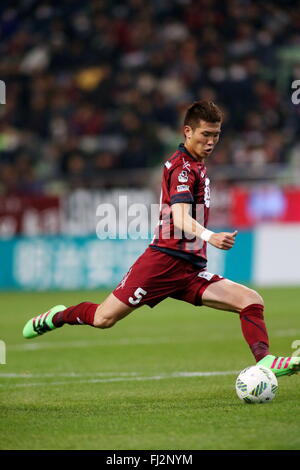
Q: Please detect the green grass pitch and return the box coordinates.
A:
[0,287,299,450]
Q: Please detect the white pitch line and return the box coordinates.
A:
[0,370,238,388]
[0,371,140,378]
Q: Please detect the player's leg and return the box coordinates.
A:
[53,292,134,328]
[22,293,134,339]
[201,278,264,313]
[202,278,268,359]
[93,293,134,328]
[22,249,153,339]
[201,279,300,377]
[22,247,178,339]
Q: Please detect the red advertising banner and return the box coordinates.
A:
[231,187,300,228]
[0,195,61,237]
[0,187,299,236]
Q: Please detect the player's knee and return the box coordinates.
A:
[241,289,264,311]
[93,315,116,329]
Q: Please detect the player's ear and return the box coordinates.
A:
[184,125,193,140]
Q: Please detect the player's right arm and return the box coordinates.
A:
[172,203,238,250]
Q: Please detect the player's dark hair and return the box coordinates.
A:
[184,100,223,129]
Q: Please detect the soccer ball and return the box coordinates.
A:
[235,365,278,404]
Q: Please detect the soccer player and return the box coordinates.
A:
[23,100,300,378]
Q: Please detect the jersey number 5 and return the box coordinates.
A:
[129,287,147,305]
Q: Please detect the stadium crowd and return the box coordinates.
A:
[0,0,300,194]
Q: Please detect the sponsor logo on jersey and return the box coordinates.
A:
[165,161,172,169]
[204,177,210,208]
[177,184,190,192]
[178,170,188,183]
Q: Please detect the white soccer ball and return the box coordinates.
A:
[235,365,278,404]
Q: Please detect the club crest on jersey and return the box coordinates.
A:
[178,170,188,183]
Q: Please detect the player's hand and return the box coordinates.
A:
[208,230,238,250]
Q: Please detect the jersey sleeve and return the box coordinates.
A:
[169,165,197,205]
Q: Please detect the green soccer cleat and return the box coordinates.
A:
[22,305,66,339]
[257,354,300,377]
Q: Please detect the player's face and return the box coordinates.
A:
[184,120,221,160]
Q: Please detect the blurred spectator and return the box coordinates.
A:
[0,0,299,194]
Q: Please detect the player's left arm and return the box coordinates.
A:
[172,203,238,250]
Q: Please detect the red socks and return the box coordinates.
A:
[53,302,98,327]
[239,304,269,362]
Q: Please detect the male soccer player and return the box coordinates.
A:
[23,100,300,378]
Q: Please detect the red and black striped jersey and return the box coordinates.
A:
[150,143,211,268]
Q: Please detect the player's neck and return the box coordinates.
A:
[184,142,205,164]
